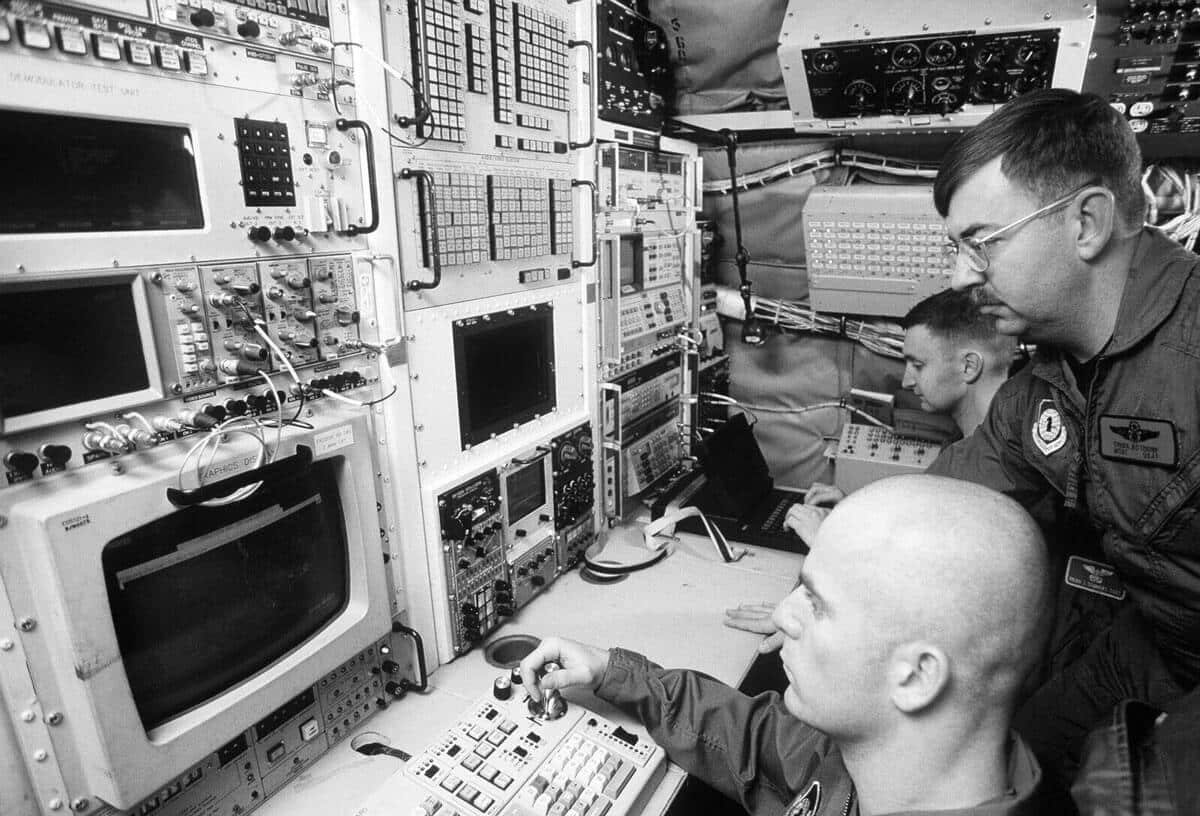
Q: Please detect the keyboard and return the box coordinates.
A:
[355,692,666,816]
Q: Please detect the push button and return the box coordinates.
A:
[156,45,181,70]
[92,33,121,60]
[55,27,87,55]
[17,20,52,49]
[184,50,209,74]
[125,39,153,65]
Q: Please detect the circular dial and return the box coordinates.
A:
[925,39,957,66]
[1015,42,1047,67]
[931,91,960,114]
[890,77,924,109]
[844,79,877,110]
[558,443,580,465]
[577,434,593,457]
[973,43,1006,70]
[811,49,840,74]
[891,42,922,69]
[970,72,1009,104]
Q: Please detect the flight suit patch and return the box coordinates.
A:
[1065,555,1127,601]
[1032,400,1067,456]
[1098,415,1177,468]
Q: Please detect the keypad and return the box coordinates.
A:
[805,219,951,280]
[513,5,569,111]
[411,0,466,142]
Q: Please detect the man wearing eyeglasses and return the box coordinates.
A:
[927,88,1200,783]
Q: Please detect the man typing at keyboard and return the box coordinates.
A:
[520,475,1063,815]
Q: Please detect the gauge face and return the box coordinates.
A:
[891,42,922,69]
[1015,43,1047,67]
[558,443,580,464]
[890,77,924,110]
[811,49,840,74]
[577,434,593,456]
[925,39,957,66]
[973,44,1005,69]
[844,79,877,108]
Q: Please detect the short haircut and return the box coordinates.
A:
[902,289,1015,370]
[933,89,1145,229]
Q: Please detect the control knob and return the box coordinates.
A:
[493,675,512,700]
[38,444,72,468]
[189,7,216,27]
[237,18,261,38]
[219,359,261,376]
[273,226,296,242]
[4,451,40,477]
[248,226,272,242]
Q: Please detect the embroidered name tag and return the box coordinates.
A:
[1065,555,1127,601]
[1098,415,1177,468]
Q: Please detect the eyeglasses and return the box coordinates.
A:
[942,179,1103,273]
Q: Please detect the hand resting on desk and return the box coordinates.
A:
[722,602,785,653]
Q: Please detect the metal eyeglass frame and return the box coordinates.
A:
[942,178,1104,273]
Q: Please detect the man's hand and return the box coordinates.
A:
[723,602,785,653]
[783,503,830,542]
[518,636,611,704]
[804,482,846,507]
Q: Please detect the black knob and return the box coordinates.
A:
[384,680,406,698]
[248,225,272,242]
[457,559,470,570]
[189,7,215,26]
[381,660,400,674]
[203,404,228,422]
[4,451,40,476]
[274,226,296,242]
[493,675,513,700]
[539,513,551,522]
[39,444,72,467]
[474,546,486,558]
[510,666,523,685]
[532,576,546,588]
[237,19,261,38]
[226,399,248,416]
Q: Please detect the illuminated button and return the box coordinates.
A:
[17,20,52,49]
[439,775,462,793]
[185,50,209,74]
[299,717,320,741]
[92,33,121,60]
[55,27,87,55]
[157,45,181,70]
[125,40,153,65]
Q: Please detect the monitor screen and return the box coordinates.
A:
[0,280,151,421]
[0,111,204,233]
[102,459,349,730]
[506,461,546,524]
[454,304,556,447]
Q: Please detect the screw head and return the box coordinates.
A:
[46,711,63,726]
[34,749,47,761]
[17,617,35,632]
[71,798,89,812]
[48,798,63,810]
[0,639,13,650]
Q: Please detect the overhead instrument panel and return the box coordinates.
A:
[777,0,1097,132]
[382,0,589,308]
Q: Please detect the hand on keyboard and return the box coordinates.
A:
[519,636,611,704]
[723,602,784,654]
[783,503,830,543]
[803,482,846,507]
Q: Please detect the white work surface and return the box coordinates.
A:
[258,536,803,816]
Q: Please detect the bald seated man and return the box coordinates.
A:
[520,475,1062,815]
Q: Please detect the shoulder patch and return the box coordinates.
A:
[1032,399,1067,456]
[785,781,822,816]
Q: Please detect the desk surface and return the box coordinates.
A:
[258,537,803,816]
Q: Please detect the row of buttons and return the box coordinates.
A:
[413,0,466,142]
[489,0,514,123]
[8,18,208,74]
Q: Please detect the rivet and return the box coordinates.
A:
[34,749,47,762]
[21,711,35,723]
[0,639,13,650]
[71,798,90,812]
[46,711,63,726]
[17,617,35,632]
[48,798,63,810]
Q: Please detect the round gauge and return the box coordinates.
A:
[844,79,877,109]
[973,44,1006,70]
[931,91,960,114]
[811,49,841,74]
[558,443,580,464]
[1015,43,1047,67]
[577,434,593,456]
[1013,74,1047,95]
[969,72,1009,104]
[891,42,922,69]
[890,77,924,109]
[925,39,957,66]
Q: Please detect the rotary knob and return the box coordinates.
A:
[248,225,272,242]
[237,18,261,38]
[189,7,215,27]
[493,675,513,700]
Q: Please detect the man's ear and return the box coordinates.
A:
[1074,188,1117,261]
[889,642,950,714]
[961,350,983,385]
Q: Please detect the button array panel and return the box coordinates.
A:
[235,118,297,206]
[8,14,209,75]
[489,175,552,260]
[384,696,663,816]
[489,0,515,123]
[465,22,489,93]
[513,4,568,111]
[418,172,572,269]
[805,220,949,278]
[619,288,686,342]
[411,0,466,142]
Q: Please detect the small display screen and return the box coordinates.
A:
[0,111,204,233]
[0,280,151,420]
[454,305,556,448]
[507,462,546,524]
[103,459,349,730]
[619,235,642,290]
[75,0,151,18]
